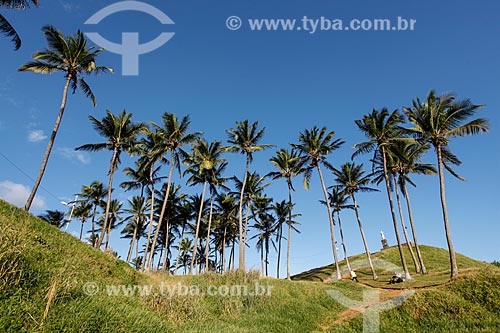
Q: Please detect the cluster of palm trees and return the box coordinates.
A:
[22,26,488,280]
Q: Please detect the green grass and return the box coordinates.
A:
[1,199,499,332]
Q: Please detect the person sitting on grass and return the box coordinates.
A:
[350,270,359,282]
[389,272,404,284]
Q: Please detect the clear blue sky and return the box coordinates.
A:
[1,0,499,275]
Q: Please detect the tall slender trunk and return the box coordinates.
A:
[317,165,341,280]
[161,218,171,272]
[238,155,249,271]
[141,165,156,271]
[105,221,112,250]
[222,225,227,273]
[351,193,377,280]
[265,235,269,277]
[96,148,118,249]
[189,181,207,274]
[276,223,282,279]
[25,75,72,211]
[149,152,176,270]
[127,222,138,263]
[79,219,85,241]
[173,222,186,275]
[243,202,250,256]
[403,181,427,274]
[437,145,458,279]
[393,174,420,273]
[260,232,264,277]
[286,182,293,280]
[205,193,214,271]
[381,146,411,280]
[90,204,98,247]
[337,211,351,272]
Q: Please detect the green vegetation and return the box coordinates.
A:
[2,199,499,332]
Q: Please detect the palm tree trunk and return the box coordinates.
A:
[105,223,111,250]
[265,236,269,277]
[79,219,85,241]
[381,146,411,280]
[286,183,293,280]
[150,152,175,270]
[317,165,341,280]
[393,174,420,273]
[25,75,72,211]
[351,193,377,280]
[161,218,170,272]
[437,145,458,279]
[96,148,118,249]
[174,222,186,275]
[222,225,227,273]
[142,164,157,271]
[243,202,250,257]
[238,155,249,271]
[276,223,282,279]
[337,211,351,272]
[260,234,264,277]
[403,181,427,274]
[90,204,98,247]
[205,193,214,271]
[189,181,207,274]
[127,223,138,263]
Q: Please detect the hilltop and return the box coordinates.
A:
[1,199,499,332]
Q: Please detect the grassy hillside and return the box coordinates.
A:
[1,199,499,332]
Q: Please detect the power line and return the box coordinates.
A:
[0,151,61,202]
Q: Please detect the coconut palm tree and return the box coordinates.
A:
[173,199,195,274]
[292,126,344,280]
[76,110,144,249]
[38,209,66,228]
[184,139,226,274]
[226,120,273,271]
[121,196,149,264]
[272,199,300,279]
[268,148,304,279]
[371,150,421,273]
[146,113,201,271]
[20,26,112,211]
[333,162,379,280]
[389,141,437,274]
[321,187,354,272]
[251,196,276,276]
[72,202,93,240]
[96,199,123,250]
[1,0,38,50]
[212,193,238,273]
[353,108,412,280]
[403,90,489,279]
[78,181,107,247]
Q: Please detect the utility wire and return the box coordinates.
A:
[0,151,61,202]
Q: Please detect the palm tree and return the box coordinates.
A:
[146,113,201,271]
[38,209,66,228]
[226,120,273,271]
[232,171,270,255]
[76,110,144,249]
[20,26,112,211]
[322,187,354,272]
[0,0,38,50]
[184,139,226,274]
[333,162,379,280]
[292,126,344,280]
[97,199,123,250]
[371,150,420,273]
[72,202,93,240]
[251,196,276,276]
[212,193,238,273]
[389,141,437,274]
[78,181,107,247]
[403,90,489,279]
[272,199,300,279]
[268,148,304,279]
[353,108,412,280]
[121,196,149,264]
